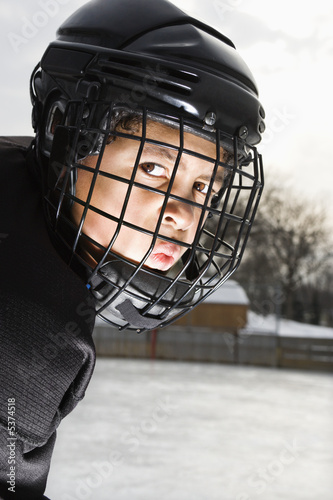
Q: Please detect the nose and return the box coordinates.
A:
[161,192,196,232]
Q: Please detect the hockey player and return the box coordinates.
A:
[0,0,265,498]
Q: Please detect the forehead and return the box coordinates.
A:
[144,120,221,160]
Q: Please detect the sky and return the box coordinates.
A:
[1,0,332,209]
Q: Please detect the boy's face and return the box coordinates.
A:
[72,121,225,272]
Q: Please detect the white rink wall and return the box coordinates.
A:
[93,317,333,370]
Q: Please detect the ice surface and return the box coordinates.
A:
[46,359,333,500]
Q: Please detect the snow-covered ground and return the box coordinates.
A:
[46,359,333,500]
[246,311,333,339]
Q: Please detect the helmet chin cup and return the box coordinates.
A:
[89,259,199,332]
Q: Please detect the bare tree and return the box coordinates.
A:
[236,173,333,321]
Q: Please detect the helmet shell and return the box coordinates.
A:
[33,0,265,152]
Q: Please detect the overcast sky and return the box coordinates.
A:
[1,0,332,208]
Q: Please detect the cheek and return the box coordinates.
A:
[73,176,161,248]
[72,172,128,245]
[121,186,161,227]
[110,189,162,257]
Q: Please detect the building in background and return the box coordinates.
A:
[175,280,249,330]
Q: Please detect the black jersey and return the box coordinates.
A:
[0,138,96,499]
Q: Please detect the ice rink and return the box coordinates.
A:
[46,359,333,500]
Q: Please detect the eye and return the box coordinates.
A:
[194,181,209,195]
[140,163,166,178]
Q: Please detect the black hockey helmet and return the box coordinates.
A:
[30,0,265,332]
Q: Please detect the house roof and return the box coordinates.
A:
[203,280,249,305]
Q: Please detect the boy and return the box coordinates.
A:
[0,0,265,498]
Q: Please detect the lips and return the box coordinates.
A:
[148,241,182,271]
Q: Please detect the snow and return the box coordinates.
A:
[246,311,333,339]
[204,280,249,305]
[45,359,333,500]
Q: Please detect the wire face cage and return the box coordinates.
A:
[45,101,264,332]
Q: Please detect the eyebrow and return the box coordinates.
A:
[142,143,226,186]
[143,143,178,163]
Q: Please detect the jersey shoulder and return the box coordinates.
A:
[0,136,34,150]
